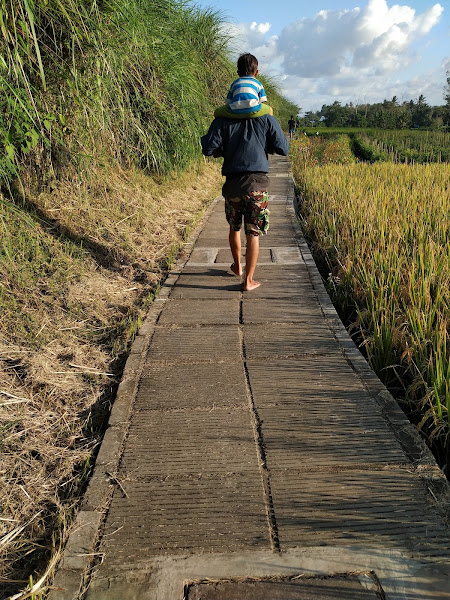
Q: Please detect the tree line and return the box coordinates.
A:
[299,73,450,130]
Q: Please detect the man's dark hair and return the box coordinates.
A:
[237,53,258,76]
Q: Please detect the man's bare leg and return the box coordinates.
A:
[229,227,243,276]
[243,234,261,291]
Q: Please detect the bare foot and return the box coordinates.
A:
[243,280,261,291]
[230,263,243,276]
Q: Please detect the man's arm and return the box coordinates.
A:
[267,116,289,156]
[201,119,224,158]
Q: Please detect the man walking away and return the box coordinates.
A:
[201,92,289,291]
[288,115,296,139]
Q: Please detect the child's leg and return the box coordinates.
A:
[214,104,273,119]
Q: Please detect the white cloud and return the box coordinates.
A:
[223,21,276,57]
[226,1,445,111]
[250,21,271,35]
[277,0,444,77]
[277,7,362,77]
[411,3,444,34]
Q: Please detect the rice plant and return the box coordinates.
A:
[298,129,450,164]
[364,129,450,163]
[291,145,450,470]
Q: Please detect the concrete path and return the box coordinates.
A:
[51,156,450,600]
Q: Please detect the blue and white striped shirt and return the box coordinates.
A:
[225,76,267,114]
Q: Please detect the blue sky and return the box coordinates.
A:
[193,0,449,113]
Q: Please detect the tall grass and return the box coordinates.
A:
[0,0,297,191]
[0,0,233,190]
[291,141,450,469]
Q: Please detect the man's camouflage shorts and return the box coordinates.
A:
[224,191,269,237]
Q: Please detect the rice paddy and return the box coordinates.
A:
[290,133,450,471]
[362,129,450,163]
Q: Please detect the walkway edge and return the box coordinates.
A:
[287,186,450,523]
[48,195,222,600]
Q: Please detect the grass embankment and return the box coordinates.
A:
[290,135,450,473]
[0,0,298,597]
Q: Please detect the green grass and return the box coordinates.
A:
[0,0,297,191]
[0,200,85,346]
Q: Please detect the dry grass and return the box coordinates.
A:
[0,159,222,598]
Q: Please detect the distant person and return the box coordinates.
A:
[201,64,289,291]
[214,53,273,119]
[288,115,296,139]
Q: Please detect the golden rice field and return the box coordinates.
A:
[290,139,449,469]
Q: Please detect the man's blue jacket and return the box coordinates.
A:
[201,115,289,175]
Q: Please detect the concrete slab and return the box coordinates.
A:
[119,407,259,476]
[242,298,324,323]
[242,265,312,298]
[267,191,292,199]
[187,247,218,265]
[243,323,336,358]
[271,468,450,558]
[265,223,297,234]
[86,568,158,600]
[215,248,272,264]
[245,357,371,401]
[158,298,239,325]
[196,236,233,248]
[271,247,304,264]
[268,197,290,205]
[136,361,249,410]
[147,325,241,362]
[259,405,407,468]
[187,576,380,600]
[269,181,291,191]
[206,209,226,219]
[170,268,242,298]
[97,473,270,563]
[259,235,299,248]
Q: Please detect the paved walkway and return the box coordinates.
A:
[51,156,450,600]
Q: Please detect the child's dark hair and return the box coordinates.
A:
[237,53,258,76]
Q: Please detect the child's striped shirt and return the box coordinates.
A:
[226,76,267,114]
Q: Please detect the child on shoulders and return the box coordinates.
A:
[215,53,273,119]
